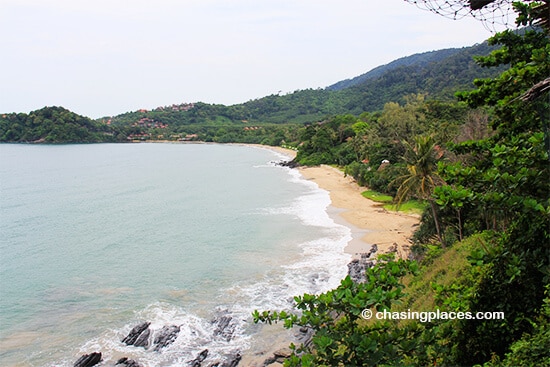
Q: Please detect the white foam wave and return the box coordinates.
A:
[73,302,247,367]
[51,162,353,367]
[225,167,352,312]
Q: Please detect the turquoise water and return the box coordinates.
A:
[0,143,351,366]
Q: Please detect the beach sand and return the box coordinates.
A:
[243,144,298,161]
[248,143,419,259]
[298,165,420,260]
[241,147,420,366]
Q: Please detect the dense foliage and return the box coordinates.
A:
[0,106,131,143]
[1,3,548,365]
[1,40,503,145]
[253,256,426,366]
[254,3,549,366]
[439,18,549,364]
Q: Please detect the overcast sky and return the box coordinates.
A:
[0,0,503,118]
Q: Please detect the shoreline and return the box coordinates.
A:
[240,152,420,365]
[232,143,298,161]
[240,143,419,259]
[5,143,419,366]
[298,165,419,260]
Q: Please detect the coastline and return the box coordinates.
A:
[235,143,298,161]
[242,143,419,259]
[298,165,419,260]
[240,149,420,366]
[3,143,420,366]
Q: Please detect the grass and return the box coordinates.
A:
[384,200,426,215]
[362,190,393,203]
[394,234,486,316]
[362,190,426,215]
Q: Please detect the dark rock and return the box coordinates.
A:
[212,314,235,341]
[295,326,314,347]
[347,259,366,283]
[220,353,241,367]
[152,324,180,351]
[116,357,142,367]
[275,159,299,168]
[133,327,151,348]
[347,244,378,283]
[73,352,102,367]
[190,349,209,367]
[122,322,151,347]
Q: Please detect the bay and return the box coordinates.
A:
[0,143,351,366]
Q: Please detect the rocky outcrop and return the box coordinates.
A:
[152,324,180,351]
[211,313,235,342]
[296,326,314,348]
[134,327,151,348]
[122,322,180,351]
[115,357,142,367]
[275,159,299,168]
[205,352,241,367]
[347,244,377,283]
[190,349,209,367]
[122,322,151,348]
[222,353,242,367]
[259,326,313,366]
[261,348,292,366]
[73,352,102,367]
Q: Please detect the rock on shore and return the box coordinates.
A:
[73,352,102,367]
[347,244,378,283]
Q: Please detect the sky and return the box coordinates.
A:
[0,0,505,118]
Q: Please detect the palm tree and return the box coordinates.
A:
[394,135,445,244]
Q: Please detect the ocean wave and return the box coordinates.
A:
[43,153,352,367]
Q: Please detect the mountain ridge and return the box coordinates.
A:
[326,47,467,91]
[1,38,504,142]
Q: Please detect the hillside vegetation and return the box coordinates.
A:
[105,41,503,127]
[0,106,130,143]
[1,3,548,365]
[253,6,549,366]
[0,39,504,144]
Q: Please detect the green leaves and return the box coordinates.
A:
[253,257,422,366]
[434,185,473,208]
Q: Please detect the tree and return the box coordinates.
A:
[434,184,473,241]
[433,3,550,363]
[394,135,446,244]
[253,257,425,367]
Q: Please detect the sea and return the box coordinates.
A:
[0,143,352,367]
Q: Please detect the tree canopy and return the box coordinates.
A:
[254,3,549,366]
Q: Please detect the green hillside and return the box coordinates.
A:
[0,106,132,143]
[105,40,503,128]
[326,47,465,91]
[0,39,507,144]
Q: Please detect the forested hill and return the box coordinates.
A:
[1,39,504,143]
[332,41,504,115]
[107,40,502,127]
[0,106,130,143]
[326,47,465,91]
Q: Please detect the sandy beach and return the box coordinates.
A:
[299,165,419,259]
[241,147,420,366]
[250,144,420,259]
[241,143,299,161]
